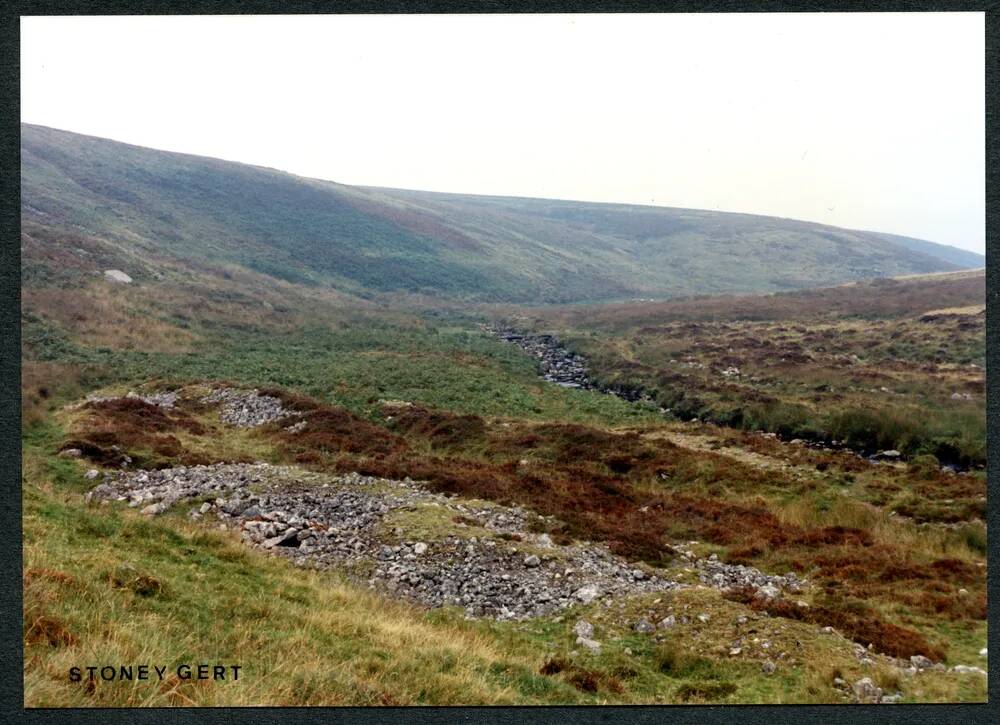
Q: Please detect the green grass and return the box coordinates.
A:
[24,318,659,427]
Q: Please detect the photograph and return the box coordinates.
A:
[18,10,988,707]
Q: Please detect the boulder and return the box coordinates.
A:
[573,584,602,604]
[853,677,882,703]
[910,655,933,670]
[104,269,133,284]
[632,618,655,634]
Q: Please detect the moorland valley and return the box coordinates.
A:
[21,124,987,705]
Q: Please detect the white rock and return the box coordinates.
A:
[757,584,781,600]
[573,584,602,604]
[103,269,133,284]
[952,665,987,676]
[84,469,100,480]
[413,542,428,555]
[575,636,601,653]
[573,620,594,639]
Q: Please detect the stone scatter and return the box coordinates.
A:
[200,387,298,427]
[672,546,806,594]
[87,461,811,621]
[486,324,652,403]
[88,463,687,621]
[86,390,179,408]
[486,324,592,389]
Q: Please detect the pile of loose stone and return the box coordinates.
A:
[86,462,794,621]
[486,324,653,404]
[486,324,593,389]
[671,544,806,596]
[200,387,298,427]
[85,390,179,408]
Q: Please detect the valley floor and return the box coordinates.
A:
[20,278,987,706]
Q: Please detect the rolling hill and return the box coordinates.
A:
[21,123,982,304]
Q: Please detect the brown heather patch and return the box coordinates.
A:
[388,406,488,449]
[24,568,76,587]
[24,612,77,649]
[64,397,210,468]
[539,658,624,695]
[723,586,945,661]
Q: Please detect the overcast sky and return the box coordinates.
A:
[21,13,985,254]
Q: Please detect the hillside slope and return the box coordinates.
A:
[22,123,981,303]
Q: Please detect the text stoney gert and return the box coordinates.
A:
[69,664,242,682]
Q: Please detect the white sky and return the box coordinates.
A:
[21,13,985,254]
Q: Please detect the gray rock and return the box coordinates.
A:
[633,618,655,634]
[523,554,541,568]
[910,655,933,670]
[757,584,781,600]
[573,584,602,604]
[658,615,676,630]
[573,620,594,639]
[853,677,882,703]
[575,636,601,653]
[59,448,82,458]
[413,542,428,555]
[84,469,100,480]
[762,660,776,675]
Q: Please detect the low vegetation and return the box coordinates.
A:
[514,271,986,466]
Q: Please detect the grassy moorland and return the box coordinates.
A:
[22,274,987,704]
[23,123,981,305]
[512,271,986,467]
